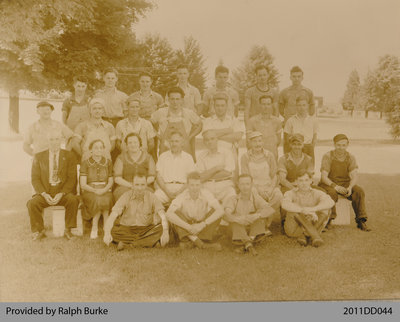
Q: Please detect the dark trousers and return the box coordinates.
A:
[27,192,79,233]
[318,183,367,222]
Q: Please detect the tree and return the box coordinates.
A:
[0,0,153,133]
[342,70,360,111]
[175,36,207,94]
[232,45,279,103]
[360,55,400,138]
[131,33,177,97]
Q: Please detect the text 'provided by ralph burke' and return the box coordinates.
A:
[5,306,108,317]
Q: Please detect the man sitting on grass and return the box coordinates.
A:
[224,174,275,256]
[166,172,224,250]
[319,134,371,231]
[281,171,334,247]
[103,171,169,251]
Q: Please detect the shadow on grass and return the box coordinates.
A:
[1,174,399,302]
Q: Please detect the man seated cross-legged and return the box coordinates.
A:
[224,174,275,256]
[103,171,169,251]
[281,171,334,247]
[166,172,224,250]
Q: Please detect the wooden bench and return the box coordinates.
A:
[332,196,354,225]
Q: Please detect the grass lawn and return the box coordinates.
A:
[1,174,399,302]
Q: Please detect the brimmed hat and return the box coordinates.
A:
[36,101,54,111]
[248,131,263,140]
[289,133,305,144]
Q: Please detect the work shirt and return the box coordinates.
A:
[115,117,156,151]
[202,115,242,150]
[129,90,164,120]
[165,83,201,112]
[278,153,314,183]
[168,188,220,223]
[225,191,272,218]
[156,150,195,183]
[94,88,128,118]
[112,190,163,227]
[24,120,74,154]
[62,94,91,130]
[196,147,235,174]
[284,115,318,144]
[245,85,279,118]
[151,107,201,136]
[203,86,239,117]
[278,85,315,120]
[241,149,277,180]
[320,150,358,186]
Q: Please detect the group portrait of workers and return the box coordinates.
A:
[23,63,371,256]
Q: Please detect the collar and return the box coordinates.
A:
[139,90,154,97]
[130,190,148,201]
[286,152,305,163]
[49,149,60,156]
[238,192,254,201]
[89,118,107,127]
[248,148,269,158]
[71,94,89,104]
[87,156,107,166]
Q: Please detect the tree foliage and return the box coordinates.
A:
[232,45,279,103]
[0,0,153,132]
[175,36,207,94]
[359,55,400,139]
[342,70,360,110]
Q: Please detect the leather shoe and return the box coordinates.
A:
[64,229,75,240]
[117,241,125,251]
[297,235,308,246]
[357,221,371,231]
[246,245,258,256]
[32,230,46,241]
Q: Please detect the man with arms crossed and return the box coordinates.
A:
[166,172,224,250]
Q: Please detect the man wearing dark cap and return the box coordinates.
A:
[279,66,316,154]
[319,134,371,231]
[278,133,314,194]
[23,101,74,156]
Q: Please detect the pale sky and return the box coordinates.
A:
[134,0,400,103]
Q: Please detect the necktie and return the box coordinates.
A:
[52,153,59,183]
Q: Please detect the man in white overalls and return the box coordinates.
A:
[72,98,116,162]
[241,131,283,214]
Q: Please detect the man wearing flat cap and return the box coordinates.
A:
[278,133,314,194]
[319,134,371,231]
[241,131,283,218]
[23,101,75,156]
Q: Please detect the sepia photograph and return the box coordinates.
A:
[0,0,399,308]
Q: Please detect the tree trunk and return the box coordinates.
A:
[8,88,19,133]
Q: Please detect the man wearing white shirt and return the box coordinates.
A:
[166,64,202,114]
[155,132,196,205]
[197,130,236,204]
[284,96,318,164]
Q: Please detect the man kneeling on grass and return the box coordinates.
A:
[166,172,224,250]
[224,174,275,256]
[281,171,334,247]
[103,171,169,251]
